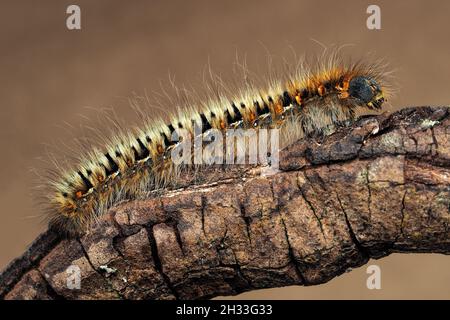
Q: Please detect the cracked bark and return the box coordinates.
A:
[1,106,449,300]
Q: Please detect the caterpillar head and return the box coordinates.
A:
[348,76,385,110]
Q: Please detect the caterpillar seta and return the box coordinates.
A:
[41,53,390,236]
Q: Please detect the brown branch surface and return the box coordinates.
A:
[1,106,449,300]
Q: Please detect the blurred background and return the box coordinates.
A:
[0,0,449,299]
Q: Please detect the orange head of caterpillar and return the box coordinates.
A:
[347,76,385,110]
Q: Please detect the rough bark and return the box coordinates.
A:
[1,106,449,300]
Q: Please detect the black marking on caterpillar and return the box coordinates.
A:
[41,54,390,236]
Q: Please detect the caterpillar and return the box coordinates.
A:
[42,54,389,236]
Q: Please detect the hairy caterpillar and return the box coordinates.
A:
[42,54,389,236]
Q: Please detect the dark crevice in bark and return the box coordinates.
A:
[200,195,207,237]
[217,248,252,295]
[229,249,252,289]
[280,217,307,285]
[111,235,130,261]
[77,239,125,299]
[76,239,99,269]
[269,180,306,284]
[364,166,373,221]
[239,202,252,245]
[145,226,180,300]
[111,211,139,238]
[409,135,419,153]
[336,194,370,260]
[164,219,185,256]
[430,127,440,154]
[295,174,325,237]
[399,190,408,239]
[110,236,135,296]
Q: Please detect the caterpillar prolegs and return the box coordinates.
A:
[43,55,389,236]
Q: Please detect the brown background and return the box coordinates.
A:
[1,0,449,299]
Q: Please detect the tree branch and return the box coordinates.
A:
[1,106,449,300]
